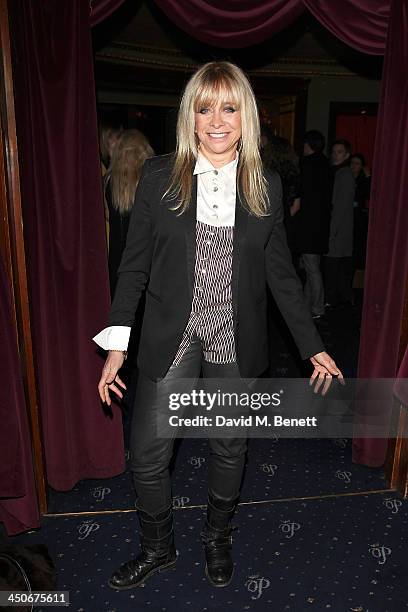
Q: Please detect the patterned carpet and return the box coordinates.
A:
[46,437,387,514]
[6,294,407,611]
[11,490,408,611]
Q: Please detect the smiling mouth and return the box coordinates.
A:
[208,132,229,138]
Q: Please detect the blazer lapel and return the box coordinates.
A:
[183,175,198,300]
[232,191,248,330]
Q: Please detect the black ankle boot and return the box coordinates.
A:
[108,505,177,590]
[200,493,239,588]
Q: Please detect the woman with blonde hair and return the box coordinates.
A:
[105,129,154,296]
[93,62,342,590]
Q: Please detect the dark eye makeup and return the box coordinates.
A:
[197,105,237,114]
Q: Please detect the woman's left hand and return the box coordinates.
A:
[309,351,344,395]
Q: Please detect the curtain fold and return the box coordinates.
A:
[0,256,40,535]
[154,0,389,52]
[303,0,389,54]
[154,0,304,48]
[353,0,408,466]
[11,0,125,491]
[89,0,125,27]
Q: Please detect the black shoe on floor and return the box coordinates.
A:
[108,505,177,590]
[108,544,177,590]
[201,493,239,588]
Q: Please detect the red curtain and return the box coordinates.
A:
[89,0,125,26]
[0,257,40,534]
[154,0,304,48]
[154,0,389,53]
[303,0,389,54]
[353,0,408,465]
[11,0,125,492]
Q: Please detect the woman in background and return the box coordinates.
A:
[105,129,154,297]
[99,123,123,245]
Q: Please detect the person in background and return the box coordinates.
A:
[105,129,154,297]
[93,61,342,591]
[262,134,301,254]
[99,123,123,172]
[325,139,355,308]
[99,123,123,246]
[294,130,331,319]
[350,153,371,290]
[350,153,371,209]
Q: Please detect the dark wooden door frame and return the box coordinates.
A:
[0,0,47,514]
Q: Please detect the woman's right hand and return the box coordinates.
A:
[98,351,127,405]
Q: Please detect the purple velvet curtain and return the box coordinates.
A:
[154,0,388,52]
[89,0,125,26]
[11,0,125,492]
[303,0,389,54]
[154,0,304,48]
[0,257,40,535]
[353,0,408,465]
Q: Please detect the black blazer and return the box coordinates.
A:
[109,154,324,380]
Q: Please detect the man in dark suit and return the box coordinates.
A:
[294,130,331,319]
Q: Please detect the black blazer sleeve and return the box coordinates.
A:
[108,160,153,326]
[265,172,325,360]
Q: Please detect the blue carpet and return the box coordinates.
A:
[9,294,407,611]
[13,491,408,611]
[47,438,387,513]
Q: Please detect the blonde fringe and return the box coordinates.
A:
[164,62,269,217]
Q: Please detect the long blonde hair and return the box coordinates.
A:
[109,129,154,214]
[166,61,269,217]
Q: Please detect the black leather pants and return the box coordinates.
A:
[128,339,247,515]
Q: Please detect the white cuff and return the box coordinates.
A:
[92,326,131,351]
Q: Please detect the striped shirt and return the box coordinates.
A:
[172,220,236,365]
[92,151,238,366]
